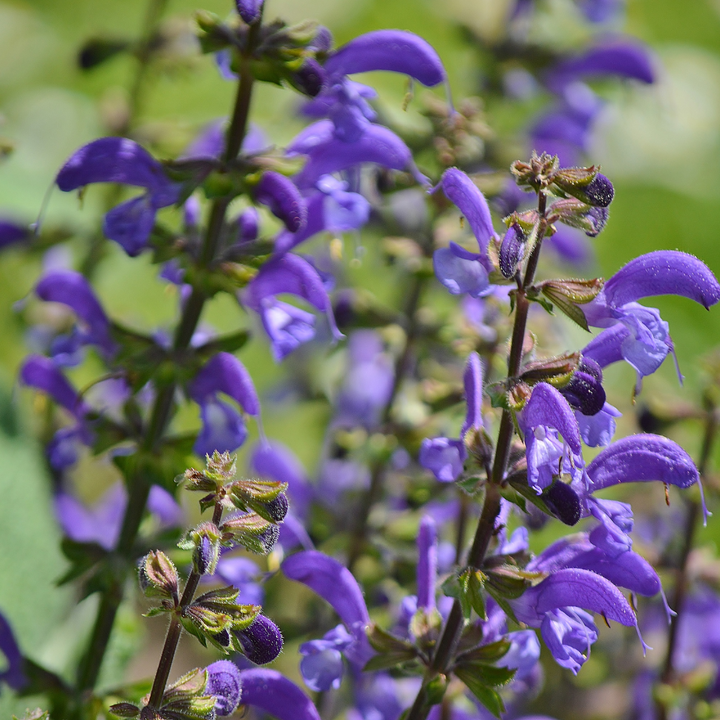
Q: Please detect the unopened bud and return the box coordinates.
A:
[499,224,525,279]
[559,356,606,416]
[234,614,283,665]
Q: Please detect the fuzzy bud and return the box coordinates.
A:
[234,614,284,665]
[499,223,526,279]
[206,660,243,716]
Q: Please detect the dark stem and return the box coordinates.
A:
[75,48,258,695]
[658,403,717,719]
[148,502,224,708]
[346,274,426,572]
[404,191,548,720]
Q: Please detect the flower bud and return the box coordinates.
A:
[559,356,606,416]
[235,0,263,24]
[194,535,220,576]
[262,492,289,522]
[551,169,614,207]
[499,223,526,279]
[139,551,179,602]
[234,614,283,664]
[206,660,243,716]
[543,480,581,526]
[291,58,328,97]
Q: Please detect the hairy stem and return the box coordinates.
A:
[405,191,548,720]
[148,502,224,708]
[75,42,258,697]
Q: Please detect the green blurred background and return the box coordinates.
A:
[0,0,719,715]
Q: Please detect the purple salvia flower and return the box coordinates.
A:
[194,397,249,457]
[433,242,491,298]
[576,402,621,447]
[586,433,699,493]
[324,30,446,87]
[237,669,321,720]
[293,123,417,189]
[244,254,343,359]
[520,383,583,494]
[274,176,370,256]
[335,330,394,429]
[234,614,283,664]
[417,515,437,611]
[56,137,178,256]
[20,355,88,418]
[235,0,263,24]
[282,550,372,667]
[254,171,307,232]
[213,556,263,605]
[35,270,115,357]
[546,40,655,92]
[206,660,243,716]
[0,219,28,249]
[0,613,25,691]
[436,168,495,254]
[189,352,260,416]
[419,352,483,483]
[510,568,638,673]
[282,551,370,631]
[299,624,354,692]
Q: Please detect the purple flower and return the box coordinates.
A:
[189,352,260,456]
[237,669,321,720]
[433,243,492,298]
[35,270,116,357]
[274,176,370,255]
[244,254,343,360]
[234,614,283,665]
[546,39,655,92]
[235,0,263,24]
[511,568,638,673]
[56,138,178,256]
[559,356,606,417]
[20,355,88,419]
[213,556,263,606]
[253,171,307,232]
[419,352,484,482]
[299,624,354,691]
[0,613,25,691]
[335,330,394,428]
[417,515,437,611]
[206,660,243,716]
[323,30,446,88]
[282,550,372,667]
[520,383,584,494]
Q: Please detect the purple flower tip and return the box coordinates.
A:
[585,173,614,207]
[235,0,263,24]
[235,614,283,665]
[206,660,243,716]
[254,172,307,233]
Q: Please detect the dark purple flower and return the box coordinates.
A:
[254,171,307,232]
[56,138,178,256]
[559,356,606,416]
[237,669,321,720]
[234,614,283,665]
[292,59,328,97]
[206,660,243,716]
[324,30,446,87]
[499,223,526,279]
[35,270,115,357]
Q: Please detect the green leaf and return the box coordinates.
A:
[363,651,420,672]
[456,639,511,664]
[541,285,590,331]
[453,666,507,718]
[366,624,417,655]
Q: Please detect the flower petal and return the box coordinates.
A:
[20,355,87,418]
[189,352,260,415]
[324,30,446,87]
[254,171,307,232]
[587,433,698,491]
[522,383,582,456]
[238,669,321,720]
